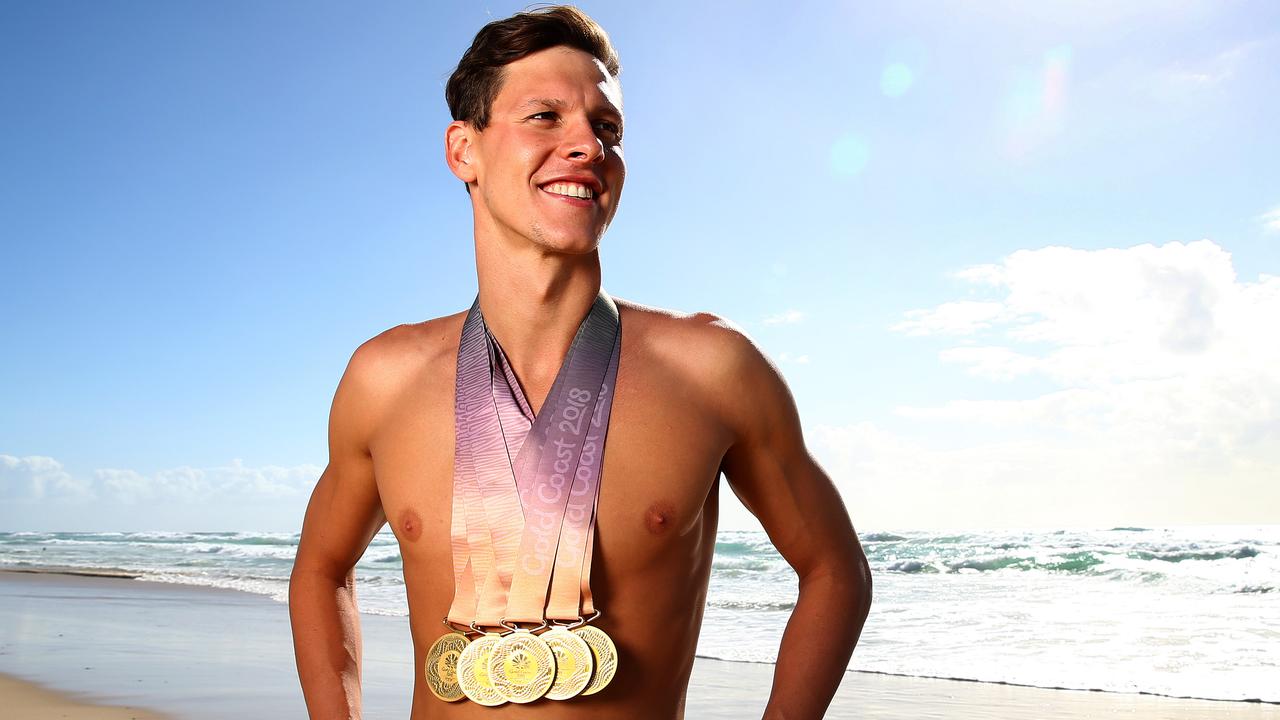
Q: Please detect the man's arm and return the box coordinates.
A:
[710,318,873,720]
[289,341,389,720]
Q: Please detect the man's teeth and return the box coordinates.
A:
[544,182,594,199]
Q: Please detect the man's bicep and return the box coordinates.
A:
[717,331,859,577]
[294,344,388,579]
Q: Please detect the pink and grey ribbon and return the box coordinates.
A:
[447,290,621,628]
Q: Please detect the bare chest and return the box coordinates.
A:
[367,337,731,600]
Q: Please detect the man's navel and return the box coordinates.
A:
[398,508,423,542]
[644,501,677,535]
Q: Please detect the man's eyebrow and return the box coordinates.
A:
[514,97,622,118]
[515,97,568,111]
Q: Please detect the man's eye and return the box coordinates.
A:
[596,121,622,138]
[529,111,557,121]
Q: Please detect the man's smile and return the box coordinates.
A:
[542,181,594,199]
[538,180,600,207]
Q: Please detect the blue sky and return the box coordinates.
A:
[2,1,1278,532]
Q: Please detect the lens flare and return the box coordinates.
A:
[1042,45,1071,115]
[1002,44,1072,158]
[829,133,870,177]
[881,63,914,97]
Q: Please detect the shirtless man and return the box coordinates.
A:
[289,7,872,719]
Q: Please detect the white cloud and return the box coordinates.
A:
[864,239,1280,528]
[1259,207,1280,234]
[1158,39,1262,91]
[1,455,93,502]
[805,417,1279,531]
[936,346,1040,380]
[1072,36,1273,117]
[898,240,1279,381]
[892,301,1008,336]
[763,309,805,325]
[96,460,321,504]
[776,351,811,365]
[954,263,1006,286]
[1,456,321,505]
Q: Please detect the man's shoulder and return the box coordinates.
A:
[338,299,767,393]
[340,310,468,395]
[615,297,763,381]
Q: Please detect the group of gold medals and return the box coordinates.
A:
[426,613,617,704]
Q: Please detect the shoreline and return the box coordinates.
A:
[694,653,1280,707]
[1,563,144,579]
[8,564,1274,707]
[2,568,1278,719]
[0,673,172,719]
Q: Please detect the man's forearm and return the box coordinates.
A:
[289,568,364,720]
[763,555,872,720]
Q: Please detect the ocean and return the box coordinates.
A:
[1,525,1275,704]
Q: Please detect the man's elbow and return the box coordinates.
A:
[836,543,873,612]
[800,544,873,620]
[289,559,354,608]
[288,564,321,619]
[850,547,872,621]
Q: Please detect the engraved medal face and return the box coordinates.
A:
[487,630,556,703]
[575,624,618,695]
[425,632,470,702]
[456,633,506,706]
[542,626,595,700]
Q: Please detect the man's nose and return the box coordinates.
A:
[562,117,604,163]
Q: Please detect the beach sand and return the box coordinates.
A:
[0,673,170,719]
[2,568,1276,719]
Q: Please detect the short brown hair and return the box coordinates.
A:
[446,5,621,132]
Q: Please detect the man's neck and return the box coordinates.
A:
[474,231,603,413]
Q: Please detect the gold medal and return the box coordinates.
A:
[456,633,506,706]
[425,632,470,702]
[574,624,618,695]
[542,625,595,700]
[487,629,556,703]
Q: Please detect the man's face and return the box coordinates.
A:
[455,46,625,255]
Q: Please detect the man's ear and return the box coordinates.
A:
[445,121,479,185]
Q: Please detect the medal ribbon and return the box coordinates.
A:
[539,332,618,621]
[447,290,620,628]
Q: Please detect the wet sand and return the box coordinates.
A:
[0,673,170,719]
[2,569,1276,719]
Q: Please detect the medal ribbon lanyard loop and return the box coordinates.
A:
[447,291,621,629]
[504,294,618,624]
[447,302,515,627]
[543,326,618,621]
